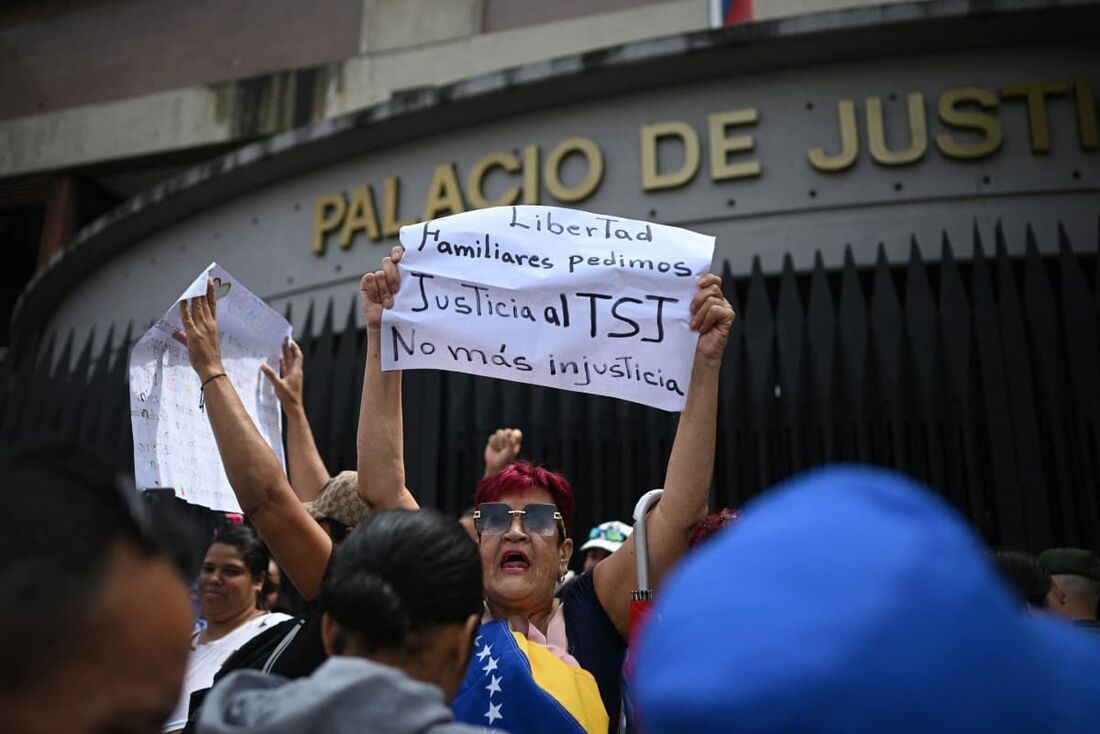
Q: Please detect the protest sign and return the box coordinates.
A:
[382,206,715,411]
[129,263,291,512]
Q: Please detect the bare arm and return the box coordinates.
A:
[180,281,333,599]
[261,339,331,502]
[592,274,733,637]
[357,247,420,511]
[483,428,523,479]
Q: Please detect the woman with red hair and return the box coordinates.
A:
[357,246,734,731]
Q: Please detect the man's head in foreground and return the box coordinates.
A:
[636,466,1100,734]
[1040,548,1100,623]
[0,445,194,734]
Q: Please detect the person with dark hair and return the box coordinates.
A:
[459,507,479,542]
[1039,548,1100,635]
[197,509,486,733]
[175,280,518,706]
[175,278,341,695]
[163,526,290,733]
[177,279,333,603]
[991,550,1065,613]
[0,444,196,734]
[357,246,734,730]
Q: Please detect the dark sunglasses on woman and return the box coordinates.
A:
[474,502,565,538]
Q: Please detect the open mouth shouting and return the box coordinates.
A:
[500,549,531,574]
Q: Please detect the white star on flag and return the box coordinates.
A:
[482,656,499,674]
[485,701,503,725]
[476,644,493,661]
[486,674,503,696]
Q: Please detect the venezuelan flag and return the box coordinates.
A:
[453,620,609,733]
[716,0,752,25]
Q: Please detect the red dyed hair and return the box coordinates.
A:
[474,460,575,538]
[689,508,739,548]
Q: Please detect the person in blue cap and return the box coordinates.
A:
[634,465,1100,734]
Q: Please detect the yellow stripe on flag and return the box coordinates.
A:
[509,630,610,734]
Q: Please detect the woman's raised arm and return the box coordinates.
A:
[592,274,734,637]
[357,246,420,511]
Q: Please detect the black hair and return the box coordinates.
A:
[208,524,271,609]
[0,442,196,693]
[991,550,1054,608]
[320,509,482,653]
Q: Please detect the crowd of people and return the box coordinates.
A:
[2,248,1100,733]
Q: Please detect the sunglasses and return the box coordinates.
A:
[589,525,628,543]
[474,502,566,538]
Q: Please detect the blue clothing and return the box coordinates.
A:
[562,571,626,734]
[635,465,1100,734]
[453,620,606,733]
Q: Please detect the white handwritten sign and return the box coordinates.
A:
[382,206,715,411]
[129,263,291,512]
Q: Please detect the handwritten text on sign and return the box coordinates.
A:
[382,206,715,411]
[129,263,291,512]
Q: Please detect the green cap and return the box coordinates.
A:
[1039,548,1100,582]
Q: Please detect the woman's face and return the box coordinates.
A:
[198,542,261,623]
[479,487,573,616]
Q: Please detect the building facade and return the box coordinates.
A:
[2,0,1098,551]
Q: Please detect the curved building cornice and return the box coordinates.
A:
[12,0,1100,352]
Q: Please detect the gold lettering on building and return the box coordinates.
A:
[421,163,467,221]
[312,193,346,254]
[544,137,604,203]
[340,185,381,247]
[1001,81,1068,153]
[382,177,417,237]
[867,93,927,166]
[935,87,1003,160]
[522,145,540,205]
[708,109,761,180]
[641,121,701,191]
[808,100,858,172]
[308,79,1098,254]
[467,151,522,209]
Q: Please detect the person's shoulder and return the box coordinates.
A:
[255,612,293,629]
[215,613,296,652]
[560,569,596,605]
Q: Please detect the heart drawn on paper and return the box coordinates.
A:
[212,277,232,301]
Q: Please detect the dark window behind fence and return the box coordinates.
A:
[3,221,1098,560]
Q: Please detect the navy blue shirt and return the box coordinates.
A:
[562,570,627,734]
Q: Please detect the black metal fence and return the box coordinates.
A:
[3,219,1098,556]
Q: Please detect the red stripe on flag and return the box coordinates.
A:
[724,0,753,24]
